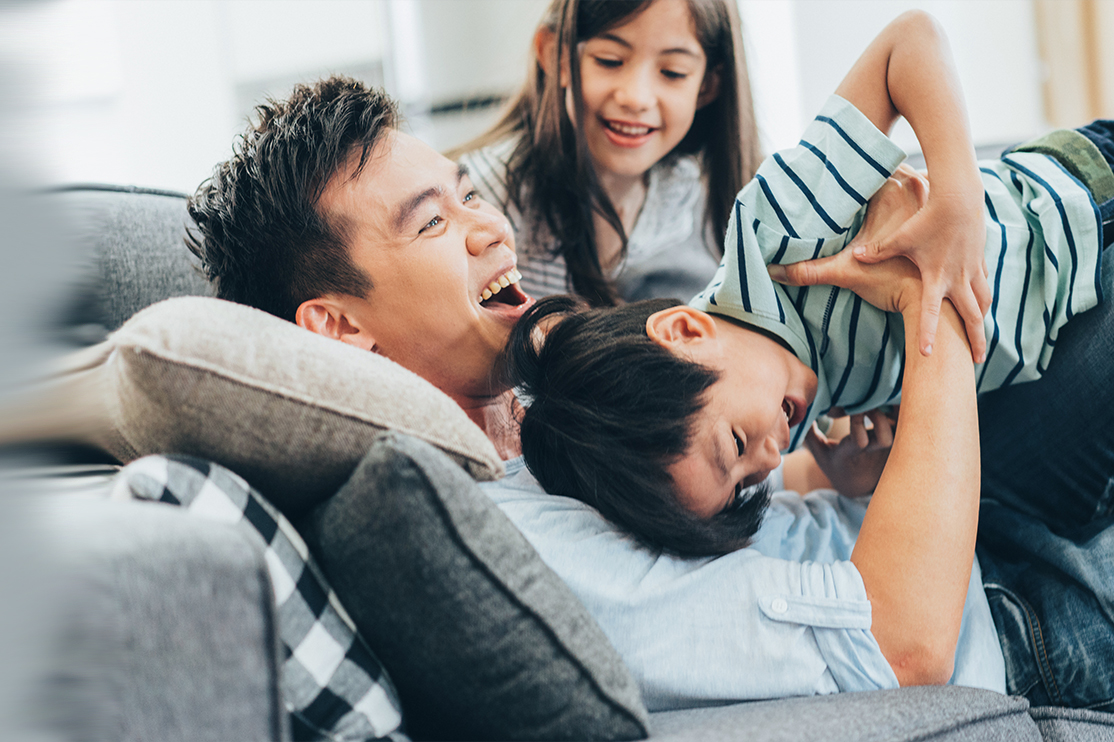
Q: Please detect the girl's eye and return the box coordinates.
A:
[662,69,688,80]
[420,215,442,233]
[593,56,622,69]
[733,432,745,457]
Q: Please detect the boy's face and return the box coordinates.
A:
[651,309,817,518]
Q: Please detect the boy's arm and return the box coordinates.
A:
[835,10,992,362]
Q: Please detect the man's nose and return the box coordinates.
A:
[465,209,510,256]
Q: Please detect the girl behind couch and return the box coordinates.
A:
[451,0,761,306]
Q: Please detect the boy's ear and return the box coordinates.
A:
[645,305,717,352]
[696,64,722,109]
[534,27,570,87]
[295,296,380,353]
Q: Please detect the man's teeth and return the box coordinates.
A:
[607,121,651,136]
[480,268,522,302]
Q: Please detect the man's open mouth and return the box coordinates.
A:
[782,397,806,428]
[479,267,529,308]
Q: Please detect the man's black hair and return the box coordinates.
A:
[503,295,771,557]
[186,76,398,322]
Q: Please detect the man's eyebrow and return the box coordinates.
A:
[393,164,470,232]
[596,32,700,57]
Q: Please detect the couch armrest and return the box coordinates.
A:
[35,495,288,742]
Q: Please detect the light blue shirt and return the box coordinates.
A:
[482,457,1006,711]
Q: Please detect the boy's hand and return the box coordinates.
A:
[850,164,992,362]
[767,245,923,318]
[804,409,896,498]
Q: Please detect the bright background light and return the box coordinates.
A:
[11,0,1052,194]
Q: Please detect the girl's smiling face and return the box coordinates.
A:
[573,0,718,184]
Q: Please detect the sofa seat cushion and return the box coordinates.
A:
[647,686,1039,742]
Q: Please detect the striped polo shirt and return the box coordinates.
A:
[690,94,1105,452]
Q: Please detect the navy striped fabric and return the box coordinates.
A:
[691,95,1105,452]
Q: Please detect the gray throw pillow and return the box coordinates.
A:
[299,432,650,742]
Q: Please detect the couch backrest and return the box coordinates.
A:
[50,185,213,342]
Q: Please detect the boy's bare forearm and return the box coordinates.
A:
[834,10,979,196]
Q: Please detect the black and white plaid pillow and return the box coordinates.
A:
[111,454,408,742]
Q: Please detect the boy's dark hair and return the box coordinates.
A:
[186,76,398,322]
[504,295,771,557]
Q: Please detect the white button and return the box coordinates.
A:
[771,598,789,614]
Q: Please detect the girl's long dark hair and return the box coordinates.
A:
[449,0,761,307]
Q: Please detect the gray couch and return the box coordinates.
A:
[10,184,1114,741]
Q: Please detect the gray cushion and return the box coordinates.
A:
[38,495,287,742]
[113,455,407,741]
[300,432,650,742]
[648,686,1039,742]
[50,186,213,341]
[1030,706,1114,742]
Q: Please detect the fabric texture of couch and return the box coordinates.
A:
[10,184,1114,741]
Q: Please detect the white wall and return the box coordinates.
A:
[14,0,1049,192]
[740,0,1047,155]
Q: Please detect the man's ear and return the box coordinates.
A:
[534,27,570,87]
[696,65,722,109]
[295,296,379,353]
[645,305,717,352]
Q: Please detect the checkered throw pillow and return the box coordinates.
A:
[111,454,408,742]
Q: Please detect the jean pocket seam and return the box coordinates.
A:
[1092,478,1114,520]
[985,582,1064,706]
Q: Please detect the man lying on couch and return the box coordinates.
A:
[186,72,991,709]
[185,68,1114,713]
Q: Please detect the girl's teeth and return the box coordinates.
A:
[609,122,650,135]
[498,275,510,288]
[481,288,493,301]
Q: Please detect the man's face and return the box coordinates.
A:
[316,130,533,401]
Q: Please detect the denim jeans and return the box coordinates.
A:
[977,244,1114,710]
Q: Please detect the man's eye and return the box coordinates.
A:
[733,432,745,457]
[420,215,442,233]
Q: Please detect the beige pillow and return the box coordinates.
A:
[2,296,503,516]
